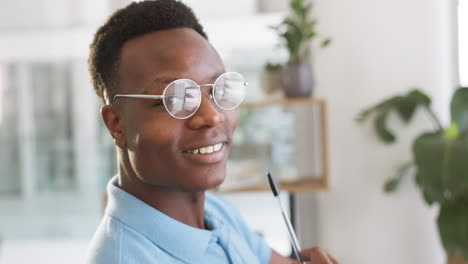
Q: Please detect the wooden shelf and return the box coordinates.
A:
[241,97,325,108]
[219,97,329,193]
[215,177,328,193]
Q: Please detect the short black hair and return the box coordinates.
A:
[89,0,208,104]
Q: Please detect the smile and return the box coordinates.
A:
[183,142,227,164]
[188,143,223,154]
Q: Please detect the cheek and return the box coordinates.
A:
[226,110,239,134]
[128,122,183,184]
[128,124,166,163]
[124,112,179,167]
[123,105,173,150]
[134,121,177,155]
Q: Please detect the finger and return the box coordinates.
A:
[327,253,339,264]
[300,247,333,264]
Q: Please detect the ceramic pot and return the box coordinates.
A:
[280,62,315,98]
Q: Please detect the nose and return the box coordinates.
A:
[186,93,224,129]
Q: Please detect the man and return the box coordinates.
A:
[85,1,339,263]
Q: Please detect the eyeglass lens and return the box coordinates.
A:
[163,72,246,119]
[163,79,201,119]
[213,72,246,110]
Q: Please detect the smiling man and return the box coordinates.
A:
[85,1,338,264]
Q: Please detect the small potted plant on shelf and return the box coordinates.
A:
[260,62,284,99]
[356,87,468,264]
[266,0,331,98]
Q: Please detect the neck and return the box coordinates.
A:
[117,161,207,229]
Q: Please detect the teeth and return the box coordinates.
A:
[191,143,223,155]
[214,143,222,152]
[207,146,215,153]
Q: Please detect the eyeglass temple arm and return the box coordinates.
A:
[112,94,164,104]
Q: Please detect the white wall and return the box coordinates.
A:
[0,0,109,31]
[460,0,468,86]
[310,0,458,263]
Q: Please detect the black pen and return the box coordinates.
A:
[267,172,304,264]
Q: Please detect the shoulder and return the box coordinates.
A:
[84,216,166,264]
[85,216,123,264]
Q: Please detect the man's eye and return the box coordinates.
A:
[153,99,164,107]
[217,88,226,96]
[167,96,183,105]
[186,93,196,99]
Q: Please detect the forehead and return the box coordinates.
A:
[118,28,224,93]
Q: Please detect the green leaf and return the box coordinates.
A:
[383,162,414,193]
[303,20,317,33]
[384,177,399,193]
[375,111,396,143]
[421,189,436,205]
[413,132,468,204]
[304,31,317,40]
[451,87,468,133]
[283,18,301,32]
[302,2,313,16]
[356,89,434,143]
[356,96,401,123]
[291,0,301,12]
[413,132,446,203]
[264,62,283,72]
[298,5,308,20]
[445,122,459,140]
[437,202,468,260]
[321,38,332,48]
[356,95,404,143]
[408,89,431,105]
[444,138,468,200]
[395,89,431,123]
[282,31,301,59]
[291,0,307,18]
[394,97,416,122]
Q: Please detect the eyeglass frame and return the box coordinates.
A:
[111,72,248,119]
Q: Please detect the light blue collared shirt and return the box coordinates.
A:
[85,176,272,264]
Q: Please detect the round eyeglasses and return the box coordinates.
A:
[112,72,247,119]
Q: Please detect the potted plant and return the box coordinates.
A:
[260,62,284,99]
[356,87,468,264]
[267,0,331,97]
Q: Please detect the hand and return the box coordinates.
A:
[294,247,339,264]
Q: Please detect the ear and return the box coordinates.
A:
[101,105,126,149]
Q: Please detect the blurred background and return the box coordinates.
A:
[0,0,466,263]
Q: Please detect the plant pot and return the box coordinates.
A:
[260,70,283,99]
[280,62,315,98]
[448,255,468,264]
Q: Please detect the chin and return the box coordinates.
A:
[183,172,225,192]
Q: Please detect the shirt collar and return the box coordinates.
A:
[105,175,220,263]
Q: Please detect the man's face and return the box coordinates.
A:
[114,28,238,191]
